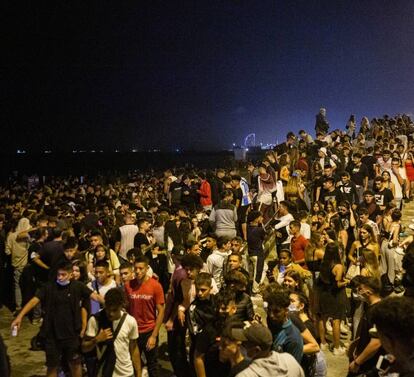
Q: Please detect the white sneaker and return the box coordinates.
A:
[340,322,349,335]
[320,343,330,351]
[326,320,333,333]
[332,346,347,356]
[340,332,349,339]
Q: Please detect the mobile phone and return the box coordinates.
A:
[376,354,393,373]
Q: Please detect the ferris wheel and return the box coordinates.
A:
[244,133,256,148]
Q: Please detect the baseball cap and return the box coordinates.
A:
[231,323,273,350]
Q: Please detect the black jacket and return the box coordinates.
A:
[233,292,254,322]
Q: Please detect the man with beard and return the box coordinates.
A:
[336,201,357,248]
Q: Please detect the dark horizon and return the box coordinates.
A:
[4,1,414,153]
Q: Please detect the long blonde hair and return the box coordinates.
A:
[284,176,300,199]
[361,249,380,280]
[305,232,323,261]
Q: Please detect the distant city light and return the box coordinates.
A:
[72,150,77,153]
[131,149,138,153]
[90,150,96,153]
[176,149,180,152]
[114,149,119,153]
[16,149,26,154]
[44,150,52,154]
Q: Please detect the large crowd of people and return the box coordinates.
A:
[1,109,414,377]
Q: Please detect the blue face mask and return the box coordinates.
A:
[56,279,70,286]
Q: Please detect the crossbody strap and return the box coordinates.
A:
[96,313,128,374]
[93,279,100,295]
[112,312,127,340]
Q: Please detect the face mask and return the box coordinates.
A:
[56,279,70,286]
[354,292,368,302]
[288,303,299,312]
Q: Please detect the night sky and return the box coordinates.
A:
[4,1,414,152]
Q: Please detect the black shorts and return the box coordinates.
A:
[45,337,81,368]
[238,205,249,224]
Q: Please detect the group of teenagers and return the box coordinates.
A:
[2,110,414,377]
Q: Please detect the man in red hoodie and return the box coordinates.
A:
[198,172,212,210]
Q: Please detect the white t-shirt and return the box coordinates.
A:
[389,167,407,199]
[300,222,311,240]
[87,279,117,296]
[206,250,230,290]
[274,213,295,232]
[86,312,139,377]
[87,279,117,314]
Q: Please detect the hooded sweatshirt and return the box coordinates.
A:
[5,218,31,269]
[235,351,304,377]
